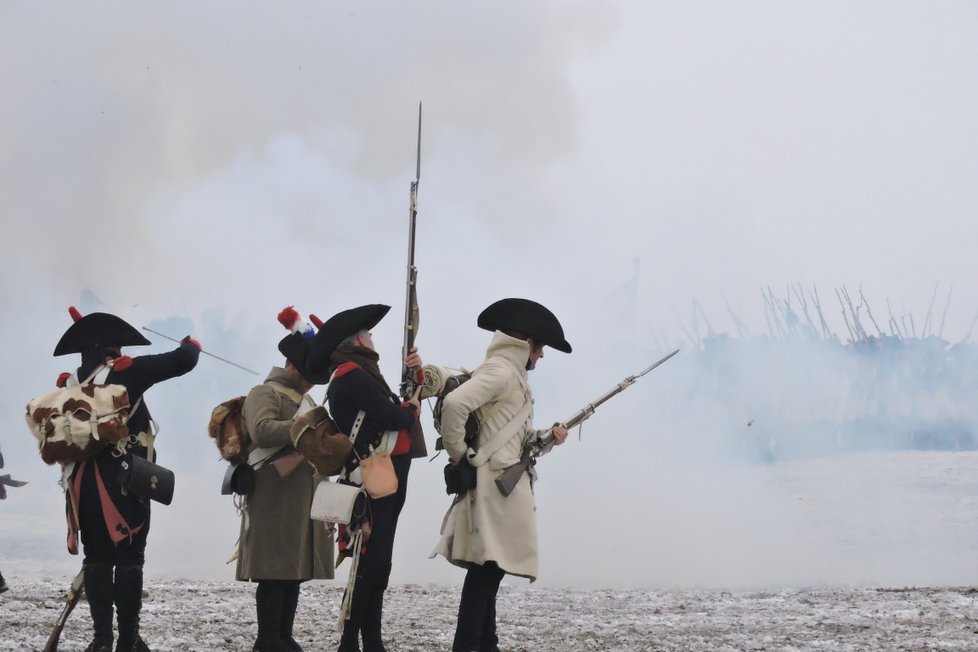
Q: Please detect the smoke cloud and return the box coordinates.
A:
[2,1,977,590]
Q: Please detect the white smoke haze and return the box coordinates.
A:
[2,0,977,598]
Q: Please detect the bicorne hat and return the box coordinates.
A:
[276,306,331,385]
[307,304,391,374]
[477,298,572,353]
[53,307,151,357]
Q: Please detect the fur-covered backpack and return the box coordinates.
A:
[208,396,249,465]
[25,365,136,465]
[209,389,349,489]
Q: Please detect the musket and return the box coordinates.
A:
[495,349,680,497]
[44,566,85,652]
[811,285,834,341]
[791,284,818,339]
[858,287,883,338]
[141,327,259,376]
[938,285,952,339]
[922,283,938,338]
[400,102,423,400]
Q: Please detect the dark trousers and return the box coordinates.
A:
[78,459,151,566]
[255,579,302,650]
[452,562,506,652]
[340,454,411,651]
[77,460,151,650]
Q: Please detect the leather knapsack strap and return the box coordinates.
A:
[266,380,314,407]
[465,358,534,468]
[74,362,145,433]
[339,410,373,486]
[347,409,398,457]
[465,399,533,467]
[247,381,314,469]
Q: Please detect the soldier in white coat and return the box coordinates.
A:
[431,298,571,652]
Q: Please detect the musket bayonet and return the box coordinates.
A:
[495,349,680,496]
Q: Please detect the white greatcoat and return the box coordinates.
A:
[431,331,555,581]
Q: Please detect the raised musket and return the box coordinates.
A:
[495,349,680,497]
[400,103,423,400]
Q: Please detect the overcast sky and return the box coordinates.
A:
[2,1,977,590]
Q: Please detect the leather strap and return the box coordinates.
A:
[247,382,314,469]
[465,358,534,467]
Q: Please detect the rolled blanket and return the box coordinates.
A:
[420,364,472,400]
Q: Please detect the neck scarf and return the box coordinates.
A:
[331,345,394,397]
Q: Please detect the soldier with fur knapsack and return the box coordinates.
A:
[51,307,200,652]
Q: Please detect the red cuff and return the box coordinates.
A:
[401,402,420,421]
[112,355,133,372]
[181,337,202,351]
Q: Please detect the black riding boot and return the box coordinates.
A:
[114,563,150,652]
[477,577,501,652]
[453,563,505,652]
[84,562,115,652]
[361,572,389,652]
[361,591,388,652]
[254,581,293,652]
[279,581,303,651]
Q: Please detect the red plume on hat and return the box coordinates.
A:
[277,306,315,338]
[277,306,329,384]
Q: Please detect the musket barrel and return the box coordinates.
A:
[400,103,423,399]
[558,349,679,431]
[495,349,680,496]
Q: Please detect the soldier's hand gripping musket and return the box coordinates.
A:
[495,349,680,497]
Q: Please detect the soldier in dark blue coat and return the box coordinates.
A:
[308,304,425,652]
[54,307,200,652]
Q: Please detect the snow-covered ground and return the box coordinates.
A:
[4,450,978,650]
[2,578,977,651]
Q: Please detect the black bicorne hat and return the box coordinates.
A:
[307,304,391,374]
[53,309,151,357]
[477,298,572,353]
[278,332,332,385]
[275,306,331,385]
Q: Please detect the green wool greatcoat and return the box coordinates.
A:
[235,367,334,582]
